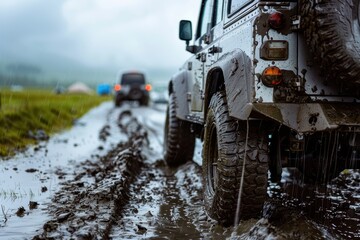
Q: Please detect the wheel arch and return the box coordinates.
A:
[204,49,254,120]
[204,67,225,119]
[168,70,191,120]
[168,80,174,94]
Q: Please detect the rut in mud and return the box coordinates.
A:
[33,110,148,239]
[26,106,359,239]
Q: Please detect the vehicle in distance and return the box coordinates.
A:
[114,71,151,106]
[163,0,360,226]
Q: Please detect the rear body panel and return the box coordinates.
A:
[172,0,360,134]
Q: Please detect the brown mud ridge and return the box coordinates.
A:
[31,108,360,239]
[33,110,148,239]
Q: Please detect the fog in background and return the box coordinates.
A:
[0,0,200,89]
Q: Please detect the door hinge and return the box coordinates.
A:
[291,15,301,30]
[187,92,192,101]
[208,46,222,55]
[196,53,206,62]
[200,90,205,100]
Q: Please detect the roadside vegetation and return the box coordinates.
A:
[0,89,111,157]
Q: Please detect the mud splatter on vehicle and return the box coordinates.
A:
[164,0,360,226]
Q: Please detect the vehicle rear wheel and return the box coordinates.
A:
[269,132,282,183]
[139,97,149,106]
[301,0,360,86]
[163,93,195,166]
[115,99,122,107]
[203,92,269,225]
[129,88,142,99]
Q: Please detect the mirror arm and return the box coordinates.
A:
[186,45,202,54]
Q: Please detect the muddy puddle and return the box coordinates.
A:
[111,145,359,239]
[1,101,359,239]
[268,168,360,239]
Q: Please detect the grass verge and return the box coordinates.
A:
[0,89,111,157]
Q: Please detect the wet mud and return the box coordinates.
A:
[33,110,148,239]
[1,103,359,239]
[29,107,360,239]
[268,169,360,239]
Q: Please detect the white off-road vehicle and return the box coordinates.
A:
[164,0,360,225]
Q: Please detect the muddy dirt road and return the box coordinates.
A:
[1,102,359,239]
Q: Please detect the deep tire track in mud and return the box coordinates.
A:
[114,160,213,239]
[33,110,148,239]
[30,105,359,239]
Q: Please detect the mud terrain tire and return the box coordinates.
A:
[115,99,122,107]
[269,132,282,183]
[139,97,149,106]
[301,0,360,85]
[163,93,195,166]
[203,92,269,225]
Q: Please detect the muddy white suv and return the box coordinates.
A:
[163,0,360,225]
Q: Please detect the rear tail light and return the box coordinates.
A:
[268,12,285,29]
[261,66,283,87]
[260,40,288,60]
[114,84,121,91]
[145,84,152,92]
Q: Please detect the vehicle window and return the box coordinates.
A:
[121,74,145,85]
[196,0,212,39]
[214,0,224,25]
[228,0,253,15]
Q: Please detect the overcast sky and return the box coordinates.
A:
[0,0,201,82]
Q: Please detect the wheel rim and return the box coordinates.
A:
[207,121,218,195]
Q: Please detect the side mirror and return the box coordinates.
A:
[179,20,192,45]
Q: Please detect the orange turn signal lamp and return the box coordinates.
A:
[261,66,283,87]
[114,84,121,91]
[145,84,152,92]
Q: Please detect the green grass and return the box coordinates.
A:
[0,89,111,157]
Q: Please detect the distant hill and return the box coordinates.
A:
[0,54,172,91]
